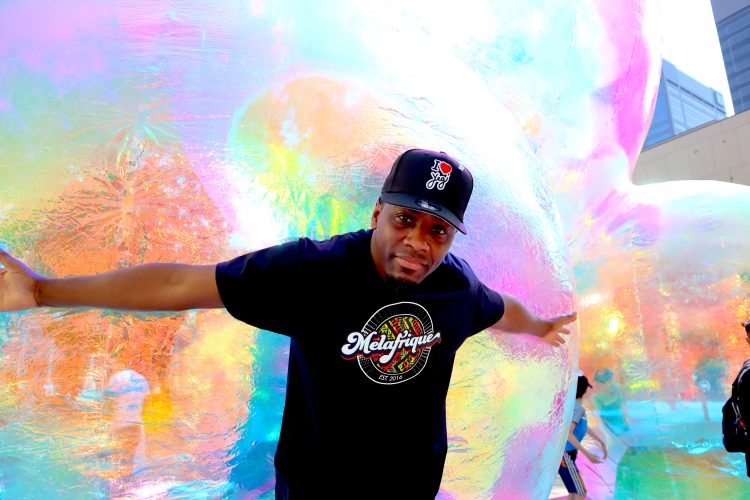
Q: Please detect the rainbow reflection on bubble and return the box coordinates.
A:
[1,0,749,498]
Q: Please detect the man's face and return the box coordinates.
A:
[370,201,457,284]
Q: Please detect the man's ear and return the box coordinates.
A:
[371,200,383,229]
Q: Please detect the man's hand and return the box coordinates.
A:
[588,430,609,460]
[490,294,577,348]
[583,449,603,464]
[0,248,42,311]
[538,312,577,348]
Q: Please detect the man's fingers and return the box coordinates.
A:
[550,313,577,331]
[546,333,566,347]
[559,312,577,325]
[549,325,571,337]
[548,312,577,339]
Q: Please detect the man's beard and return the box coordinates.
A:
[384,276,419,296]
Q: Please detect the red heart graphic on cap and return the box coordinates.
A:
[438,161,452,174]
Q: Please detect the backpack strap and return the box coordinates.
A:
[732,400,748,434]
[735,360,750,442]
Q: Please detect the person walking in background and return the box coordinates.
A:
[722,321,750,477]
[558,372,608,499]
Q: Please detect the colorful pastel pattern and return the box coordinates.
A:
[1,0,748,498]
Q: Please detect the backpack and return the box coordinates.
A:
[722,359,750,453]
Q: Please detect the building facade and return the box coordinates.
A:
[644,60,726,148]
[634,108,750,186]
[712,0,750,114]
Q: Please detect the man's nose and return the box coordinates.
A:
[404,226,429,251]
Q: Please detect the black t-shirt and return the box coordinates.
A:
[216,229,505,497]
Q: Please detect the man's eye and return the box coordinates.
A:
[433,226,447,236]
[397,214,414,223]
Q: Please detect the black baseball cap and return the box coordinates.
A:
[576,373,593,398]
[579,375,593,389]
[380,149,473,234]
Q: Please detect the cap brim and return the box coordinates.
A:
[380,192,467,234]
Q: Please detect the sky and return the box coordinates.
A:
[656,0,735,115]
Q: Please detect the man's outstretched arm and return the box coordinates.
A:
[489,293,577,347]
[0,248,223,312]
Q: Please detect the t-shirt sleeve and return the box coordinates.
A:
[464,273,505,337]
[572,402,585,424]
[446,256,504,337]
[215,238,315,336]
[471,282,505,333]
[447,256,504,336]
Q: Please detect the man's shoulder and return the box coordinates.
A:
[440,252,473,275]
[298,229,371,259]
[574,399,586,416]
[431,252,481,288]
[219,230,370,274]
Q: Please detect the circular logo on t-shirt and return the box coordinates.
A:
[340,302,441,385]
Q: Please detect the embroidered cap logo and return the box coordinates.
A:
[425,159,452,190]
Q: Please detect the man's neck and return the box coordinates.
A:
[384,276,418,296]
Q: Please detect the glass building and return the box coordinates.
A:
[644,60,727,148]
[712,0,750,114]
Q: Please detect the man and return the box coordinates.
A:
[558,372,608,500]
[722,321,750,476]
[0,148,575,498]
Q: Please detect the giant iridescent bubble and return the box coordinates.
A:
[3,0,742,498]
[519,1,750,497]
